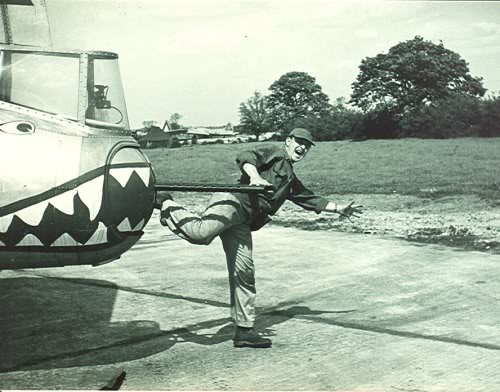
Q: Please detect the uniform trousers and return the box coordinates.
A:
[160,193,256,327]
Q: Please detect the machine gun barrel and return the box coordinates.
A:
[155,183,273,194]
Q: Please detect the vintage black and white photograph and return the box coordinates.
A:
[0,0,499,390]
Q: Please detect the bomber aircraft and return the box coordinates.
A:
[0,0,158,269]
[0,0,268,270]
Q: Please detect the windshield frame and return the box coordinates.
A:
[0,44,128,130]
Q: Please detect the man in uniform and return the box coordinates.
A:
[155,128,363,348]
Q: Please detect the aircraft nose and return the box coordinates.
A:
[106,147,155,234]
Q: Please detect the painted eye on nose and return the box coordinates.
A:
[0,121,35,135]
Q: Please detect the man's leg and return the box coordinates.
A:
[220,224,272,348]
[160,192,246,245]
[220,223,255,327]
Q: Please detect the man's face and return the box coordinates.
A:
[285,136,312,163]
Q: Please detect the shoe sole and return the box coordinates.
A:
[233,341,272,348]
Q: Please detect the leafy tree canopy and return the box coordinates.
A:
[267,71,331,128]
[238,91,271,140]
[350,36,486,115]
[169,112,183,130]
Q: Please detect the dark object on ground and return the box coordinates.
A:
[100,371,126,390]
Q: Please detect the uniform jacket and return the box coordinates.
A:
[234,144,329,230]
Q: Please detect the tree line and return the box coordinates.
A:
[238,36,500,140]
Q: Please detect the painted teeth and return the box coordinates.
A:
[3,176,104,229]
[16,234,44,246]
[117,218,132,232]
[51,190,76,215]
[0,213,14,233]
[2,167,149,246]
[110,167,150,187]
[77,176,104,221]
[133,218,145,231]
[117,218,145,232]
[85,222,108,245]
[51,233,80,246]
[135,168,150,186]
[16,201,48,226]
[12,222,109,247]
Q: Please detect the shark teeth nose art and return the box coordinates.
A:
[2,176,104,230]
[0,214,14,233]
[50,190,76,215]
[117,218,132,232]
[116,218,145,233]
[85,222,108,245]
[0,160,154,249]
[51,233,81,247]
[77,176,104,221]
[17,234,44,246]
[16,201,48,226]
[133,218,145,231]
[110,167,150,188]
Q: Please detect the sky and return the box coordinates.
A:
[45,0,500,129]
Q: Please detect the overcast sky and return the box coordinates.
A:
[46,0,500,129]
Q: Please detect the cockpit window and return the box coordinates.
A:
[0,49,130,131]
[0,51,79,118]
[86,57,129,129]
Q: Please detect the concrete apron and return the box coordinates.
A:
[1,214,500,390]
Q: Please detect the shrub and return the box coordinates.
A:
[170,137,181,148]
[400,94,482,138]
[278,101,366,141]
[478,94,500,137]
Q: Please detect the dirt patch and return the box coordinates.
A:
[275,193,499,253]
[167,193,500,254]
[404,225,498,251]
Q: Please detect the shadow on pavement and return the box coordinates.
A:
[0,277,167,372]
[171,305,353,345]
[8,273,497,377]
[0,276,345,373]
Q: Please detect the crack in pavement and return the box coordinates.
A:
[26,271,230,308]
[297,314,500,351]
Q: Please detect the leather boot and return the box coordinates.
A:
[233,327,272,348]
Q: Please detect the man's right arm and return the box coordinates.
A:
[242,163,271,186]
[236,145,278,187]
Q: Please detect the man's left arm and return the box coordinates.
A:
[323,201,364,220]
[289,178,364,219]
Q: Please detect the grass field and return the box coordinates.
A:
[143,138,499,252]
[144,138,500,201]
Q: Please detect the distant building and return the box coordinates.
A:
[186,123,251,144]
[259,131,280,141]
[136,125,172,149]
[136,121,253,148]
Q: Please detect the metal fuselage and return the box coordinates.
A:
[0,45,156,269]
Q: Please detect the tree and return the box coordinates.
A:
[326,97,366,140]
[350,36,486,116]
[287,97,365,141]
[238,91,271,140]
[169,113,183,130]
[267,71,331,129]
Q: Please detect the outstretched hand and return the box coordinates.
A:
[249,175,272,187]
[336,201,364,222]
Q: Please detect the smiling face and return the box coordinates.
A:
[285,136,313,163]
